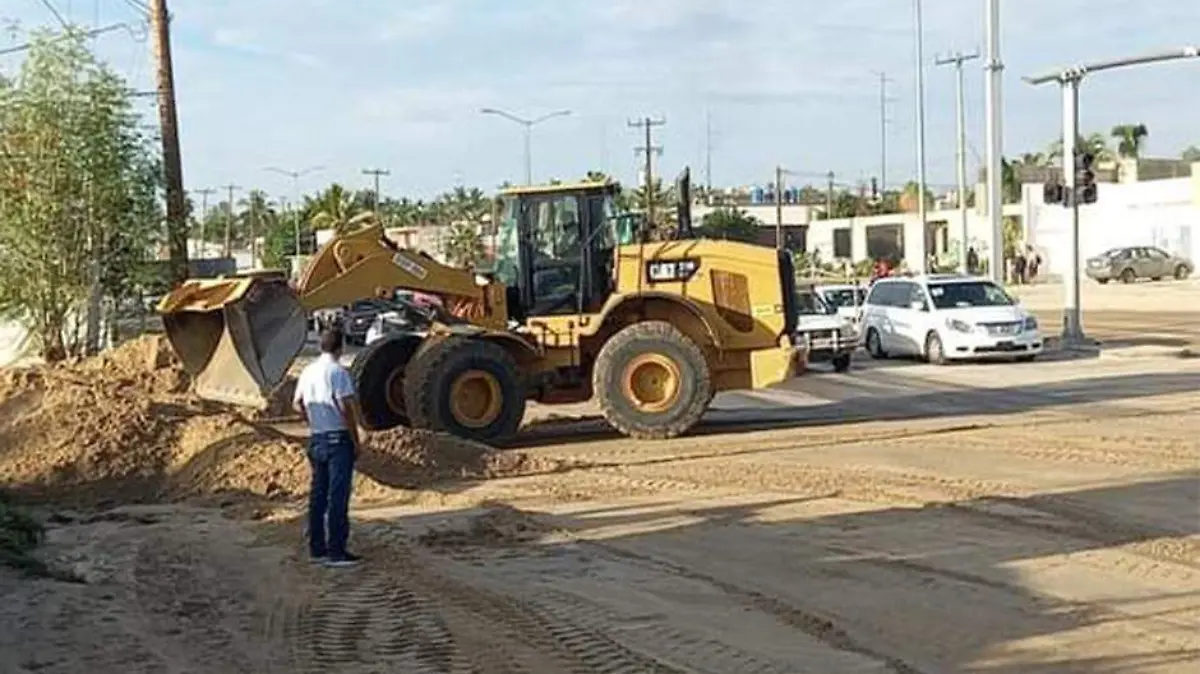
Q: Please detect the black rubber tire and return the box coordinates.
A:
[832,353,852,372]
[1175,265,1190,280]
[865,328,887,359]
[1120,268,1136,284]
[594,321,711,440]
[350,333,423,430]
[1015,354,1036,363]
[402,337,526,444]
[1097,278,1110,285]
[925,331,946,365]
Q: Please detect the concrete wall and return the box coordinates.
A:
[1023,172,1200,278]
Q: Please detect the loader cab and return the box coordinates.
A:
[493,181,625,320]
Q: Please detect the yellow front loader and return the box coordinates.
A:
[158,172,807,443]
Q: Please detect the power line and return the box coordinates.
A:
[219,183,242,259]
[36,0,72,32]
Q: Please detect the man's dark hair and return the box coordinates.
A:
[319,327,344,354]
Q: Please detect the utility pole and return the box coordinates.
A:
[871,71,895,193]
[983,0,1005,283]
[629,116,666,233]
[361,168,390,212]
[1024,45,1200,344]
[705,109,713,195]
[912,0,929,273]
[192,187,215,258]
[149,0,188,284]
[220,184,241,259]
[774,166,784,249]
[936,49,980,273]
[825,171,836,221]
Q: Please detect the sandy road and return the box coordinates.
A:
[2,285,1197,673]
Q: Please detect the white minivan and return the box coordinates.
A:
[860,274,1043,364]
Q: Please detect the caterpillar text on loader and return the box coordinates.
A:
[157,170,805,443]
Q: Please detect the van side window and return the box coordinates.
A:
[866,283,890,307]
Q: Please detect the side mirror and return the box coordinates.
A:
[909,300,926,311]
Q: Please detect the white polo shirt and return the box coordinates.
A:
[293,353,356,434]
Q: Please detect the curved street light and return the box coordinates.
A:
[480,107,571,185]
[265,165,324,258]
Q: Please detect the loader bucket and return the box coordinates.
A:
[157,274,308,409]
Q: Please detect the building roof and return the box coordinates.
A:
[498,180,617,196]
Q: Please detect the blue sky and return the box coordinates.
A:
[3,1,1199,200]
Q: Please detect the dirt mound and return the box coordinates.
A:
[360,428,571,489]
[417,503,555,549]
[0,335,568,510]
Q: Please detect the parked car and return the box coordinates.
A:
[364,297,435,346]
[860,274,1043,364]
[340,299,402,346]
[813,283,867,329]
[794,283,857,372]
[1085,246,1193,284]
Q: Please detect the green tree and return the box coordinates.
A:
[1046,132,1112,164]
[0,31,161,360]
[442,221,484,267]
[307,183,365,234]
[697,207,760,243]
[1182,146,1200,163]
[1111,123,1149,159]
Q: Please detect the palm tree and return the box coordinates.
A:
[1111,123,1149,159]
[307,183,366,234]
[237,190,276,265]
[1046,133,1113,165]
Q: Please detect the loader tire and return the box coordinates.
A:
[351,333,423,430]
[403,337,526,444]
[594,321,711,440]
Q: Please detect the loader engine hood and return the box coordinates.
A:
[157,274,308,408]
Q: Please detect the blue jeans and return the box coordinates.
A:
[307,430,355,559]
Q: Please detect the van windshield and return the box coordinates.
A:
[927,281,1014,309]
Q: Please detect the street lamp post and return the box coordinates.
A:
[480,108,571,185]
[913,0,930,273]
[265,165,323,261]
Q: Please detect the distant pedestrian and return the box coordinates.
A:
[293,326,363,568]
[1013,254,1027,285]
[1025,245,1042,282]
[966,247,979,275]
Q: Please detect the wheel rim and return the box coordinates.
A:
[449,369,503,429]
[929,336,941,360]
[384,369,406,417]
[868,331,879,354]
[621,353,682,413]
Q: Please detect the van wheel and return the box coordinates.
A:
[925,332,946,365]
[865,328,887,359]
[594,321,711,440]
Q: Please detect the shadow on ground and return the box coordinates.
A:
[513,370,1200,448]
[342,473,1200,673]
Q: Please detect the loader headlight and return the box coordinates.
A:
[946,318,973,333]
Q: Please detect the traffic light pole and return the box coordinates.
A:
[1024,46,1200,346]
[1060,76,1084,343]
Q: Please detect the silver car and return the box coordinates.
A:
[1085,246,1193,284]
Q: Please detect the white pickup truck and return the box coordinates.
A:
[793,282,858,372]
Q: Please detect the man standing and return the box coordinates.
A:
[293,327,362,568]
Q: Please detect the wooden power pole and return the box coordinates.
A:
[150,0,188,284]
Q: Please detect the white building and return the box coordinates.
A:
[695,163,1200,277]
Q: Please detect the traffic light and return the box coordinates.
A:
[1043,181,1065,205]
[1075,151,1097,204]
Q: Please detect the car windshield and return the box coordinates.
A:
[795,290,833,315]
[927,281,1014,309]
[1099,248,1125,259]
[820,287,865,308]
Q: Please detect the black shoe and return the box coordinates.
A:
[324,552,361,568]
